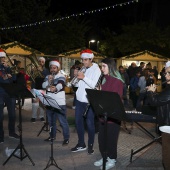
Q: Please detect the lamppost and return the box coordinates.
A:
[89,40,96,49]
[89,40,100,52]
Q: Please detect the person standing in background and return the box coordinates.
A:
[119,65,129,107]
[127,62,137,81]
[138,62,145,75]
[129,70,141,110]
[31,57,49,123]
[70,60,81,109]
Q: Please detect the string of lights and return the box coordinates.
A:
[0,0,138,31]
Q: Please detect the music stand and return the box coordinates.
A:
[35,77,44,89]
[86,89,127,170]
[33,89,62,170]
[33,79,50,136]
[35,91,61,136]
[0,83,35,166]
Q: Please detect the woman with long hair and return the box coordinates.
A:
[94,58,124,170]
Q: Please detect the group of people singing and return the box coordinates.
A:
[1,47,170,170]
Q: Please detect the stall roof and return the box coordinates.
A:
[58,48,106,60]
[120,50,168,62]
[0,41,44,56]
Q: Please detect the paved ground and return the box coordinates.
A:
[0,94,164,170]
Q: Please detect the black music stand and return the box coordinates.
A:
[34,79,50,136]
[33,89,62,170]
[37,110,49,136]
[86,89,127,170]
[33,89,61,136]
[0,83,35,166]
[35,77,44,89]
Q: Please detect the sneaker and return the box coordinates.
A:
[88,144,94,154]
[62,139,69,146]
[9,133,19,140]
[100,158,116,170]
[44,137,56,141]
[94,158,104,166]
[72,106,76,109]
[31,118,36,123]
[71,144,86,152]
[0,138,4,144]
[40,117,45,122]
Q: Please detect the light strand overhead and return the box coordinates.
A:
[0,0,138,31]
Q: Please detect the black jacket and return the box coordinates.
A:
[147,85,170,126]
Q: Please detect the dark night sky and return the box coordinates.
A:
[49,0,170,42]
[50,0,170,27]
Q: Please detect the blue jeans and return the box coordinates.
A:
[0,94,16,139]
[46,105,70,140]
[75,100,95,146]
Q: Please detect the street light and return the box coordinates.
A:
[89,40,96,49]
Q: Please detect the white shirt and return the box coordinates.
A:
[76,63,101,103]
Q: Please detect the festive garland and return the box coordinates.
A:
[0,0,138,31]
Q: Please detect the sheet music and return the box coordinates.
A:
[32,89,61,110]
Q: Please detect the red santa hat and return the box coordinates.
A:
[80,49,94,59]
[49,60,60,68]
[38,57,45,62]
[165,61,170,68]
[0,49,6,57]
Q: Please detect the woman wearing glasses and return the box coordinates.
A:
[147,61,170,126]
[147,61,170,170]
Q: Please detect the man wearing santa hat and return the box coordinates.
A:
[42,60,70,145]
[0,48,19,143]
[31,56,49,123]
[71,49,102,154]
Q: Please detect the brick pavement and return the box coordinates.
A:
[0,94,164,170]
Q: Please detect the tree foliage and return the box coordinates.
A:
[0,0,90,54]
[99,22,170,58]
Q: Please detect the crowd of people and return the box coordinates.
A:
[1,47,170,169]
[121,61,164,111]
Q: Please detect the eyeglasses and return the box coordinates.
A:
[164,72,170,76]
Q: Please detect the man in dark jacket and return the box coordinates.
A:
[147,61,170,170]
[147,61,170,126]
[0,49,19,144]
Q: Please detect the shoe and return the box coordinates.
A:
[40,117,45,122]
[62,139,69,146]
[0,138,4,144]
[9,133,19,140]
[44,137,56,141]
[88,144,94,154]
[94,158,105,166]
[71,144,86,152]
[72,106,76,109]
[100,158,116,170]
[31,118,36,123]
